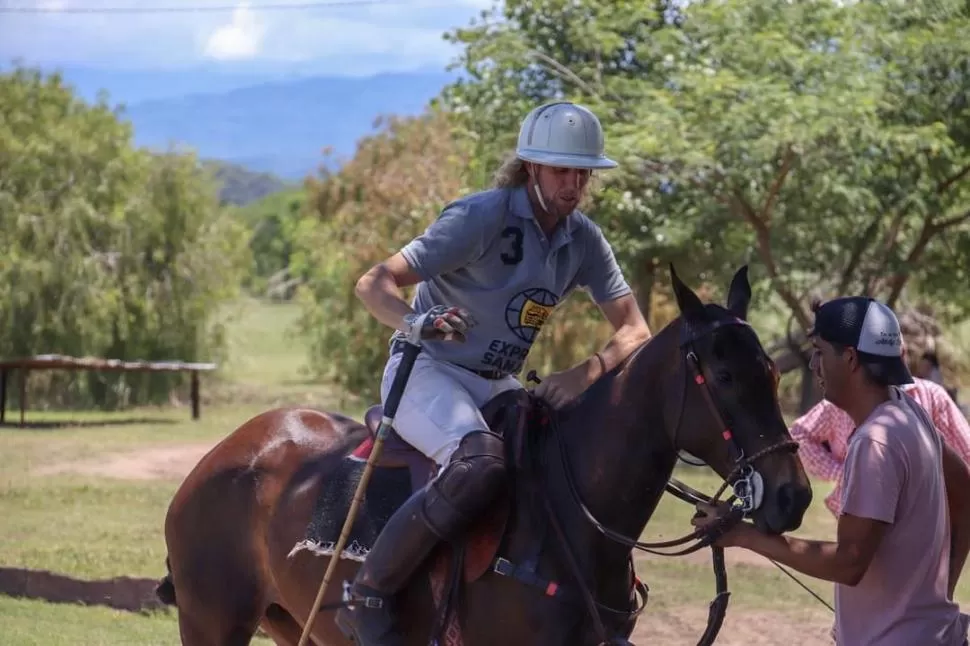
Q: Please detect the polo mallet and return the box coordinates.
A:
[297,338,422,646]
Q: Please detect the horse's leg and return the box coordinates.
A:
[259,603,312,646]
[165,469,270,646]
[176,606,261,646]
[168,542,267,646]
[270,549,359,645]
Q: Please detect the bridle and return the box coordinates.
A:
[668,316,799,518]
[528,315,799,645]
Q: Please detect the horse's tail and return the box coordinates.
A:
[155,557,177,606]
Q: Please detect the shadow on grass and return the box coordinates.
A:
[0,418,181,431]
[0,566,167,613]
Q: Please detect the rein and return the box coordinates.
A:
[528,316,798,645]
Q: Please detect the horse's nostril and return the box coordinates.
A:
[774,482,812,532]
[777,482,812,518]
[777,482,795,515]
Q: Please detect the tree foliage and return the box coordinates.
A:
[291,110,471,403]
[439,0,970,404]
[235,187,307,298]
[445,0,970,307]
[0,66,250,408]
[285,0,970,410]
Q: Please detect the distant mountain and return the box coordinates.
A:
[33,65,292,106]
[2,63,460,181]
[114,71,458,180]
[201,160,290,206]
[17,63,452,106]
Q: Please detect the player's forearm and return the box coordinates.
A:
[597,321,651,373]
[355,264,415,333]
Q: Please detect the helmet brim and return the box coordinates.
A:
[517,150,618,170]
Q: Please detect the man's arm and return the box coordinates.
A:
[572,222,651,381]
[728,513,888,586]
[590,293,652,378]
[355,202,486,333]
[355,252,424,333]
[941,440,970,597]
[699,433,898,586]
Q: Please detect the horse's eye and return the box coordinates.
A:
[716,370,733,384]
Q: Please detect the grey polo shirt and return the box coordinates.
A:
[393,185,631,376]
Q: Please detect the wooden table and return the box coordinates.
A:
[0,355,218,426]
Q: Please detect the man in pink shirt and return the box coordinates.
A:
[694,296,970,645]
[791,348,970,516]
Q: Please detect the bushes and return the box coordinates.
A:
[0,66,249,409]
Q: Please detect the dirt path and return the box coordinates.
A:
[632,605,834,645]
[34,443,214,480]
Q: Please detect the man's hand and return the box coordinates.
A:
[533,362,596,409]
[691,502,751,548]
[403,305,476,343]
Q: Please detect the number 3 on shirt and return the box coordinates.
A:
[500,226,524,265]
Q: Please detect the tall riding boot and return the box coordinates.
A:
[335,486,441,645]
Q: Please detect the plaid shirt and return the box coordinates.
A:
[790,378,970,516]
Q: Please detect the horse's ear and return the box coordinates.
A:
[670,263,705,320]
[726,265,751,320]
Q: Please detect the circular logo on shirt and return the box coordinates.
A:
[505,288,559,343]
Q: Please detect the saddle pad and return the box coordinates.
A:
[288,456,411,561]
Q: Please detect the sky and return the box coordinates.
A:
[0,0,495,76]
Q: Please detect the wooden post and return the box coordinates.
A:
[0,368,7,424]
[190,371,200,420]
[19,368,28,428]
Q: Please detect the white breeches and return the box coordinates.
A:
[380,351,523,467]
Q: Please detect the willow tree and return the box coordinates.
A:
[0,66,249,408]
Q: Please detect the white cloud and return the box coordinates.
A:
[255,16,452,63]
[0,0,489,75]
[203,3,265,60]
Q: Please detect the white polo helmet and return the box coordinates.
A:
[515,101,617,170]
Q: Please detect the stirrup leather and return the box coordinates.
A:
[342,580,386,610]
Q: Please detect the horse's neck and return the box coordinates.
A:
[550,323,681,558]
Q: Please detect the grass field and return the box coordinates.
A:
[1,298,967,645]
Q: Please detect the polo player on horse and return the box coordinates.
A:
[336,101,653,645]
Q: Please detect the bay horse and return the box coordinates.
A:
[156,264,812,645]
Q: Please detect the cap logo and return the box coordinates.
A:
[857,301,903,357]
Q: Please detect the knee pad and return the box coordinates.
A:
[422,430,507,539]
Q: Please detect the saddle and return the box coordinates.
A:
[349,387,539,583]
[351,388,535,486]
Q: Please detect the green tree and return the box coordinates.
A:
[236,187,307,298]
[292,111,473,404]
[440,0,970,409]
[440,1,713,325]
[0,66,250,408]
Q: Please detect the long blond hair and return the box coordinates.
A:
[492,153,529,189]
[493,152,600,209]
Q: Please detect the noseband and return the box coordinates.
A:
[534,315,799,646]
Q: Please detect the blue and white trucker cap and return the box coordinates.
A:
[809,297,914,386]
